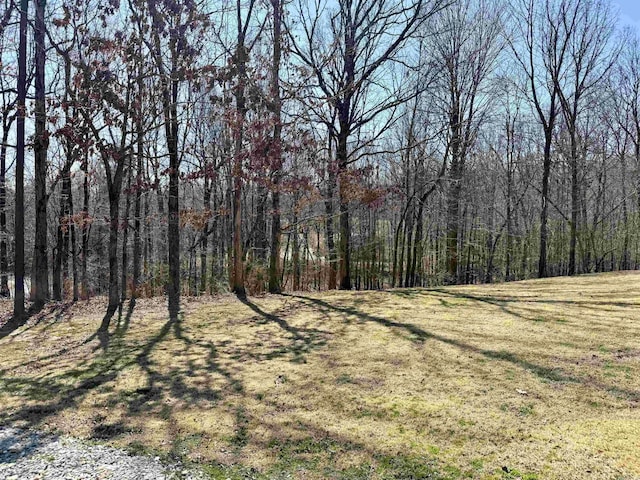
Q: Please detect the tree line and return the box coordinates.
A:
[0,0,638,325]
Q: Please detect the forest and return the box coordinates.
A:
[0,0,638,323]
[1,1,640,478]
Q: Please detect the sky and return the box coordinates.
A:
[616,0,640,31]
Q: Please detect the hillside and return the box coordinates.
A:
[0,272,639,479]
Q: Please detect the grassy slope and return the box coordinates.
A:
[0,272,639,479]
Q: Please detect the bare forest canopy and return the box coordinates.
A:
[0,0,639,323]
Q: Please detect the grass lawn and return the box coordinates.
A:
[0,272,639,479]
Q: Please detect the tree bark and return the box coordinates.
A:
[121,167,132,301]
[200,177,211,294]
[268,0,283,294]
[165,79,181,317]
[0,113,13,298]
[231,39,247,297]
[101,182,121,328]
[337,128,351,290]
[69,176,78,302]
[538,131,552,278]
[446,146,462,282]
[325,155,337,290]
[32,0,49,308]
[13,0,27,319]
[81,151,90,299]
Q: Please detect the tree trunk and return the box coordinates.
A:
[69,179,78,302]
[568,132,578,276]
[391,214,403,288]
[100,184,121,329]
[0,116,12,298]
[620,152,630,270]
[53,58,74,302]
[254,185,268,263]
[505,160,513,281]
[268,0,283,294]
[337,127,351,290]
[144,192,151,290]
[445,162,462,283]
[121,168,132,301]
[13,0,27,318]
[200,178,211,294]
[268,188,281,293]
[231,41,247,297]
[132,60,144,299]
[538,130,553,278]
[132,167,142,298]
[165,88,180,316]
[325,166,337,289]
[52,177,65,301]
[404,208,415,288]
[446,113,463,284]
[292,216,300,291]
[485,185,496,283]
[82,152,90,299]
[62,170,71,297]
[411,198,427,287]
[32,0,49,308]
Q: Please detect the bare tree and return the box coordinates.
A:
[510,0,572,278]
[32,0,49,308]
[290,0,451,289]
[0,4,17,299]
[138,0,208,316]
[268,0,284,293]
[430,0,502,283]
[14,0,28,319]
[612,32,640,226]
[551,0,617,275]
[214,0,266,297]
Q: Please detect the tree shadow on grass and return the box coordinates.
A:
[388,288,638,330]
[0,293,339,465]
[115,298,137,335]
[288,293,640,404]
[243,415,442,480]
[398,288,640,317]
[237,296,330,363]
[425,288,640,334]
[0,302,75,341]
[0,298,253,451]
[0,300,184,430]
[8,292,634,477]
[84,298,140,352]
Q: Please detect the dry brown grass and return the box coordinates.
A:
[0,272,639,479]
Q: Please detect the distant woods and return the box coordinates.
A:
[0,0,638,320]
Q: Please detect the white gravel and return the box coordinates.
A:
[0,426,208,480]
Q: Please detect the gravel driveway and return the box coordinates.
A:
[0,426,208,480]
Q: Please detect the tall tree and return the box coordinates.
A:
[32,0,48,308]
[510,0,570,278]
[13,0,28,318]
[140,0,208,315]
[226,0,264,297]
[268,0,284,294]
[610,31,640,256]
[0,9,17,298]
[132,36,146,298]
[551,0,617,275]
[291,0,451,289]
[431,0,502,283]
